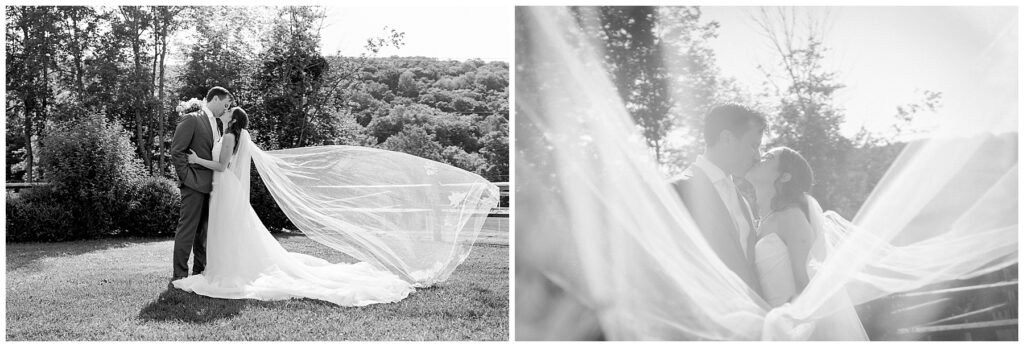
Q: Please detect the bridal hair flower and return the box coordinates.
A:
[176,98,203,114]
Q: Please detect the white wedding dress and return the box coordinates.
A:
[755,197,869,340]
[173,130,498,306]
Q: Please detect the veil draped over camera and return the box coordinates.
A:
[234,131,499,288]
[516,7,1017,340]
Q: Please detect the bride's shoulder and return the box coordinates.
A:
[760,206,809,231]
[762,206,814,244]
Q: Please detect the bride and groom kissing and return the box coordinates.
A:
[672,104,866,339]
[166,86,418,306]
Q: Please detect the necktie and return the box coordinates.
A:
[215,118,223,136]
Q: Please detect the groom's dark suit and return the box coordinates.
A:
[672,165,763,296]
[170,110,217,278]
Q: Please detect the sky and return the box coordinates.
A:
[699,6,1018,139]
[319,6,511,62]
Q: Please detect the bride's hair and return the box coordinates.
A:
[227,107,248,153]
[772,147,814,218]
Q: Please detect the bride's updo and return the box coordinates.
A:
[226,107,249,153]
[772,147,814,218]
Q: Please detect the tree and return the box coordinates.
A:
[572,6,674,162]
[151,6,190,176]
[55,7,101,101]
[398,70,418,97]
[117,6,156,172]
[252,6,331,149]
[381,125,443,161]
[752,7,853,212]
[656,7,746,174]
[6,6,62,182]
[6,5,508,187]
[177,6,258,100]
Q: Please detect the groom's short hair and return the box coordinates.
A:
[205,86,232,102]
[703,104,766,147]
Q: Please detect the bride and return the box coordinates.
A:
[747,146,868,340]
[172,106,498,306]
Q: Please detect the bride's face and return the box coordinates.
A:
[744,147,783,188]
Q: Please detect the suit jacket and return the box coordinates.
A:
[171,111,216,194]
[671,166,763,296]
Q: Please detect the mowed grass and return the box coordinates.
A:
[6,220,508,341]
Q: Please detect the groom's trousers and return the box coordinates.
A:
[173,186,210,278]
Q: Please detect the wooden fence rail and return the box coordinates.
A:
[8,181,512,217]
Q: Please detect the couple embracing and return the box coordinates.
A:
[168,86,498,306]
[672,104,867,340]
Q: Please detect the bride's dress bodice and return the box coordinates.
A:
[210,137,239,175]
[754,232,797,307]
[211,137,222,163]
[211,136,236,168]
[754,203,869,340]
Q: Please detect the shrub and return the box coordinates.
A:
[116,176,182,236]
[5,187,75,242]
[33,114,144,239]
[5,114,182,242]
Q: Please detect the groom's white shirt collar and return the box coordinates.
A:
[694,154,752,257]
[694,155,730,185]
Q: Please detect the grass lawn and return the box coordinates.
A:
[6,219,508,341]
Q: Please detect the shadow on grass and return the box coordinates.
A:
[138,284,351,324]
[138,286,245,323]
[468,284,507,309]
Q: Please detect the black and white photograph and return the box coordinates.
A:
[515,6,1017,341]
[5,4,509,341]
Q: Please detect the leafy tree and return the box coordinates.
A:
[398,70,418,97]
[7,5,509,189]
[572,6,674,162]
[657,7,746,174]
[6,6,62,182]
[151,6,191,176]
[752,7,854,212]
[177,6,258,100]
[117,6,156,171]
[381,125,443,162]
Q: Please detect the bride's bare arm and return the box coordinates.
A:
[775,207,815,293]
[187,133,236,172]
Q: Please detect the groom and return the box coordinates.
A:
[672,104,766,297]
[169,86,232,281]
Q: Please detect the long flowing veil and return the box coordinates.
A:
[515,7,1017,340]
[240,130,500,287]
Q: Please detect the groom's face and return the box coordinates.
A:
[731,123,765,175]
[213,96,232,116]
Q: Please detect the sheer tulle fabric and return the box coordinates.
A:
[515,7,1017,340]
[249,134,500,287]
